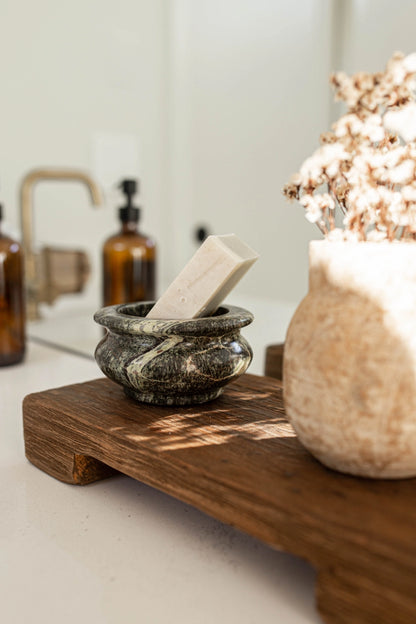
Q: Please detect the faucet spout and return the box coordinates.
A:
[20,167,103,320]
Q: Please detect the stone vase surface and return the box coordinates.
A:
[284,240,416,478]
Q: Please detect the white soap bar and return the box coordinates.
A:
[147,234,259,319]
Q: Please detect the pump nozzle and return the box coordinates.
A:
[120,180,138,204]
[119,179,140,223]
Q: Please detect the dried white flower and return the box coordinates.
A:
[384,103,416,142]
[361,115,384,143]
[403,52,416,73]
[299,156,323,186]
[326,228,346,242]
[402,184,416,201]
[318,193,335,210]
[300,193,335,224]
[338,228,362,242]
[406,205,416,232]
[333,114,363,138]
[385,159,415,184]
[387,55,407,86]
[348,187,380,215]
[284,51,416,241]
[383,145,407,168]
[385,191,407,225]
[300,195,322,223]
[366,229,388,242]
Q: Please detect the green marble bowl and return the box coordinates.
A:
[94,301,254,406]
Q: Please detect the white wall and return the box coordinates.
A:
[0,0,168,307]
[340,0,416,74]
[167,0,334,305]
[0,0,335,313]
[4,1,412,316]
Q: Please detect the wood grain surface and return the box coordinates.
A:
[23,374,416,624]
[265,342,285,381]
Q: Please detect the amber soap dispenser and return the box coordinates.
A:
[102,179,156,306]
[0,204,25,366]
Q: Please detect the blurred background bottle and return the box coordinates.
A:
[0,204,25,366]
[102,180,156,306]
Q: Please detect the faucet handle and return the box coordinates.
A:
[41,247,91,305]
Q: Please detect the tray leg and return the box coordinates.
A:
[316,565,416,624]
[23,398,117,485]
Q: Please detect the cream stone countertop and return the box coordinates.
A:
[1,296,321,624]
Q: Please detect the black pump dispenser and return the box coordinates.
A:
[103,178,156,306]
[119,179,140,223]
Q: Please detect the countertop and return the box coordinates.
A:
[1,298,321,624]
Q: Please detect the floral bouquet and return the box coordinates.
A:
[283,52,416,242]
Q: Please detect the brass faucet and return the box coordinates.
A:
[20,168,103,320]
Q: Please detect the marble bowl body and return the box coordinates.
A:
[94,301,253,406]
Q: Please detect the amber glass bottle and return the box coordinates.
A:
[0,204,25,366]
[103,180,156,306]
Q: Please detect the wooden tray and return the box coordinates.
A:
[23,374,416,624]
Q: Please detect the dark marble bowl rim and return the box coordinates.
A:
[94,301,254,337]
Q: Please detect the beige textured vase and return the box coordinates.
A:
[284,240,416,478]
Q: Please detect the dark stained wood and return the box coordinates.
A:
[265,342,284,381]
[23,374,416,624]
